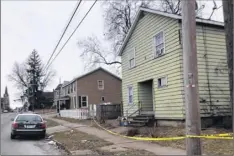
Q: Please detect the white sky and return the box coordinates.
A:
[1,0,223,108]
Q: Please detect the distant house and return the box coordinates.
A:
[118,7,230,127]
[54,67,122,110]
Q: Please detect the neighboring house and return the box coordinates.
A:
[1,86,10,111]
[54,67,122,110]
[118,8,230,127]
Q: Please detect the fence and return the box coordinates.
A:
[60,109,89,119]
[96,103,122,122]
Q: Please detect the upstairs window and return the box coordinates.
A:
[154,31,165,57]
[158,77,167,88]
[128,48,135,69]
[97,80,104,90]
[71,85,73,93]
[73,83,76,91]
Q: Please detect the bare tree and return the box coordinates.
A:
[78,0,206,70]
[160,0,182,14]
[8,50,56,99]
[8,62,29,90]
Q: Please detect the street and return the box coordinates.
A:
[1,113,64,155]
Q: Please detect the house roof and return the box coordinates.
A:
[55,84,62,90]
[118,7,224,56]
[63,67,121,87]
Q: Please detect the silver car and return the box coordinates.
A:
[11,113,46,139]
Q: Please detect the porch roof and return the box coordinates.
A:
[58,96,70,101]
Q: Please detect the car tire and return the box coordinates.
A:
[10,133,15,139]
[40,133,46,139]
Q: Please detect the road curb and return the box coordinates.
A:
[53,139,72,155]
[46,133,72,155]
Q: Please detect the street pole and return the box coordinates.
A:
[58,78,61,116]
[181,0,202,155]
[222,0,233,142]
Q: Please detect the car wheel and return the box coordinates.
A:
[40,133,46,139]
[10,133,15,139]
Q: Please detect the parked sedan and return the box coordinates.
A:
[10,113,46,139]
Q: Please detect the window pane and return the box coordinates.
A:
[82,96,87,102]
[82,102,87,107]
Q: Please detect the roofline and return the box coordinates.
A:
[62,67,121,88]
[117,7,224,56]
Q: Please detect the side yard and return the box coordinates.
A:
[54,116,233,155]
[52,129,156,156]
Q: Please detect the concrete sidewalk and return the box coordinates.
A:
[44,116,186,155]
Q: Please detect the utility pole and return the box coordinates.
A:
[58,78,61,116]
[182,0,202,155]
[222,0,233,140]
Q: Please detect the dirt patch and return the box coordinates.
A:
[135,126,233,155]
[45,119,60,128]
[52,129,156,156]
[52,129,113,152]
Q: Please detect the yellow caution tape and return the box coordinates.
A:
[92,119,233,141]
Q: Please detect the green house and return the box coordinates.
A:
[118,8,231,127]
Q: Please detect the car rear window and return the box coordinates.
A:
[16,115,42,122]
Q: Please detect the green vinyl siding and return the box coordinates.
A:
[121,11,230,120]
[179,24,231,117]
[122,13,184,119]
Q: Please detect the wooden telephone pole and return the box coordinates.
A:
[181,0,202,155]
[222,0,233,140]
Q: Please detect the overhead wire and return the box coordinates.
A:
[45,0,98,71]
[44,0,82,71]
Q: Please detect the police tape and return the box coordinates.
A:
[92,119,233,141]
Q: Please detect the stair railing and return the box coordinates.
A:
[125,101,142,118]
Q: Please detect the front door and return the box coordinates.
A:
[138,80,154,114]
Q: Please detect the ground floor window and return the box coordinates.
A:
[158,76,167,88]
[80,96,88,107]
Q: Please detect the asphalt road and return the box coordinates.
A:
[1,112,64,155]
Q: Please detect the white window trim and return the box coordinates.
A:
[153,31,165,58]
[81,95,88,108]
[157,76,168,88]
[128,47,136,69]
[127,85,134,105]
[97,80,104,90]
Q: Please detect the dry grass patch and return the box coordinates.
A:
[53,129,113,152]
[96,149,156,156]
[137,126,233,155]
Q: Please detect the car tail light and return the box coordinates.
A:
[12,122,18,129]
[41,122,46,128]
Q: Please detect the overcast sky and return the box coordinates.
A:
[1,0,223,108]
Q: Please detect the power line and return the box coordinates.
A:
[44,0,82,70]
[45,0,98,71]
